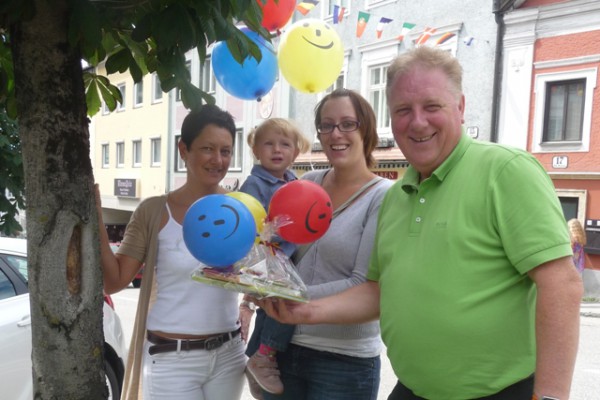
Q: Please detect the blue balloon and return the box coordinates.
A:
[183,194,256,267]
[211,27,277,101]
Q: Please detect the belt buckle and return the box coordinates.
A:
[205,336,223,351]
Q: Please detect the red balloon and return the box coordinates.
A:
[268,180,333,244]
[257,0,295,32]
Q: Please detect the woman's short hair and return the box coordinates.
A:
[180,104,236,149]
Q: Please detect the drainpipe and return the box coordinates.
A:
[491,0,526,143]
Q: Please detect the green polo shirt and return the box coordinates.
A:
[368,134,572,399]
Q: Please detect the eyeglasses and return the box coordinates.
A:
[316,120,360,135]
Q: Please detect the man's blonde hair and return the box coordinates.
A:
[386,46,463,100]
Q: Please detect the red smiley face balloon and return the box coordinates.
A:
[267,180,333,244]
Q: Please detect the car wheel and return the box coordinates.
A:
[105,360,121,400]
[132,278,141,288]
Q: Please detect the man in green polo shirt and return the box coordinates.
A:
[257,46,582,400]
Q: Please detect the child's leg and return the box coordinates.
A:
[247,314,295,395]
[246,308,267,357]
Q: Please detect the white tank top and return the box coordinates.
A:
[146,203,240,334]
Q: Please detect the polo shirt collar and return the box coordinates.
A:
[401,132,472,193]
[250,164,297,183]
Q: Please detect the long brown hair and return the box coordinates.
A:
[314,88,379,168]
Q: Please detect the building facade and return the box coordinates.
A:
[93,1,507,241]
[500,0,600,268]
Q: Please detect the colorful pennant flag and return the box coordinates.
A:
[296,0,319,16]
[338,7,345,22]
[435,32,456,46]
[356,11,370,38]
[396,22,416,42]
[333,5,340,24]
[416,27,437,45]
[376,17,393,39]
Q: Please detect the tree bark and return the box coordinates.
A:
[11,0,107,398]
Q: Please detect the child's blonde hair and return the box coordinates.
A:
[568,218,587,246]
[247,118,311,154]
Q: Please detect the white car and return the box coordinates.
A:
[0,237,127,399]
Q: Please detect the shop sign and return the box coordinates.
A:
[114,179,137,198]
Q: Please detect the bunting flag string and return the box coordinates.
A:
[435,32,456,46]
[397,22,416,42]
[289,4,476,48]
[416,27,437,45]
[333,5,345,24]
[296,0,319,16]
[376,17,394,39]
[356,11,370,38]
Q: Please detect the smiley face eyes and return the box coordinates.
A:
[198,214,227,237]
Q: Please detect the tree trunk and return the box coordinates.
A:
[11,0,107,398]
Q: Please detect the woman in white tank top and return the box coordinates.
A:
[97,104,247,400]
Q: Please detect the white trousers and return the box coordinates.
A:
[142,334,246,399]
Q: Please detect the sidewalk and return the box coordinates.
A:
[580,301,600,318]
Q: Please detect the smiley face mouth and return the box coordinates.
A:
[302,36,334,49]
[305,202,329,233]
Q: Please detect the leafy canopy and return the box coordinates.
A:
[0,0,271,236]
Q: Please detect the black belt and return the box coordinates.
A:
[147,328,241,355]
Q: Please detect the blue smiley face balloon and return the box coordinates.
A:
[183,194,256,267]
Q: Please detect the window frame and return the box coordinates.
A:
[175,135,185,172]
[101,143,109,168]
[151,137,161,167]
[176,60,192,102]
[200,56,217,95]
[532,68,596,153]
[359,40,397,138]
[132,139,142,167]
[152,73,163,103]
[133,80,144,108]
[117,83,126,111]
[542,78,585,143]
[229,128,244,171]
[116,141,125,168]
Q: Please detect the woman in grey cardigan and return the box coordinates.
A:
[262,88,393,400]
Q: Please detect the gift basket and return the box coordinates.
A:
[185,182,333,302]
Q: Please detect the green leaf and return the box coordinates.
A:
[105,48,131,74]
[85,79,102,116]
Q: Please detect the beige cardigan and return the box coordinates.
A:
[118,195,167,400]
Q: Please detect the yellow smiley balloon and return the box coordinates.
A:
[278,19,344,93]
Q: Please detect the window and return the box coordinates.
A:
[532,68,596,153]
[200,57,216,95]
[132,140,142,167]
[175,135,185,172]
[556,189,586,223]
[543,79,584,142]
[176,60,192,102]
[102,101,110,115]
[359,41,396,137]
[152,73,163,103]
[134,80,144,107]
[151,138,161,167]
[368,65,390,131]
[116,142,125,167]
[101,144,109,168]
[117,83,126,111]
[230,129,244,171]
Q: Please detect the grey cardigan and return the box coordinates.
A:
[292,170,393,351]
